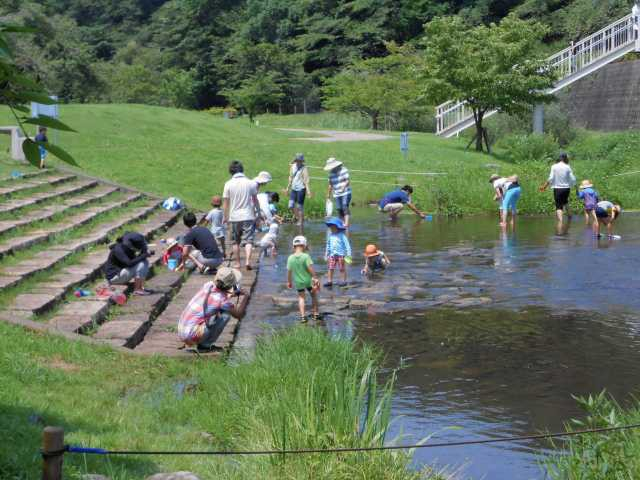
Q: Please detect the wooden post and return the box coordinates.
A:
[42,426,64,480]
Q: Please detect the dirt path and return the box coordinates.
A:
[277,128,393,142]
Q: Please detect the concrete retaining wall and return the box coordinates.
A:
[563,59,640,131]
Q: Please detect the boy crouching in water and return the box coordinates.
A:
[287,235,320,322]
[361,244,390,277]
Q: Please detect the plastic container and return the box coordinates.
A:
[325,199,334,217]
[424,215,433,221]
[167,258,178,270]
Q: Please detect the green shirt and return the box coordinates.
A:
[287,252,313,289]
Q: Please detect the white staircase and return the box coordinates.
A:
[435,11,640,138]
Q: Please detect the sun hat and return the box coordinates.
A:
[364,244,380,257]
[579,179,593,190]
[292,153,305,164]
[292,235,307,247]
[323,157,343,171]
[253,171,272,185]
[488,174,500,183]
[211,195,222,206]
[215,267,242,289]
[325,217,346,230]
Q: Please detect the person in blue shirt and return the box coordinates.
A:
[577,179,599,225]
[324,217,351,287]
[378,185,426,220]
[34,127,48,169]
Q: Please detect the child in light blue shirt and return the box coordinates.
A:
[204,195,226,258]
[324,217,351,287]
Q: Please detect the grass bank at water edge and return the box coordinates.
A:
[547,391,640,479]
[1,106,639,217]
[0,322,445,479]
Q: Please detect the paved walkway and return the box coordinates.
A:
[277,128,393,142]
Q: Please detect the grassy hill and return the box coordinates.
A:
[1,104,639,216]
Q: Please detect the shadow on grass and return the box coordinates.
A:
[0,402,158,479]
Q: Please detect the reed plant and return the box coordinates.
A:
[546,391,640,479]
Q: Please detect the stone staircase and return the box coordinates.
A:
[0,168,261,358]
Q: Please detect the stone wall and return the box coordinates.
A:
[563,59,640,131]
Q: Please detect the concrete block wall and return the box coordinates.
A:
[563,58,640,131]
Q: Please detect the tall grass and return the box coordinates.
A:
[0,323,431,479]
[546,391,640,479]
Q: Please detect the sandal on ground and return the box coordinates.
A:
[323,282,333,288]
[299,315,308,323]
[133,289,151,296]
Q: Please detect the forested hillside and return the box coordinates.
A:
[0,0,632,111]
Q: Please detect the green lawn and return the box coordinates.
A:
[2,104,638,217]
[0,105,512,217]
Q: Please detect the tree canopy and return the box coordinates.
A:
[0,0,633,121]
[420,14,556,150]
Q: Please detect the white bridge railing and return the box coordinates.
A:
[435,12,638,137]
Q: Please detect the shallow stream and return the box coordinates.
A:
[236,209,640,479]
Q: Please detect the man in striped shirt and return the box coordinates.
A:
[324,157,352,228]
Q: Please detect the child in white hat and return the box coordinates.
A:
[287,235,320,322]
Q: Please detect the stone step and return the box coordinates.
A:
[0,169,50,183]
[0,191,142,260]
[0,179,98,215]
[0,200,167,293]
[44,220,186,334]
[0,185,120,237]
[0,173,76,198]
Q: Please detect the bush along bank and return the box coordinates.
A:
[547,391,640,479]
[0,323,440,479]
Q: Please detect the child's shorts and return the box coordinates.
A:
[297,286,313,293]
[327,255,345,270]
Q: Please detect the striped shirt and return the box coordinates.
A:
[328,167,351,198]
[177,282,232,345]
[325,232,352,258]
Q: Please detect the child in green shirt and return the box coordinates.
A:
[287,235,320,322]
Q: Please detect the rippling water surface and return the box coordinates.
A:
[237,209,640,479]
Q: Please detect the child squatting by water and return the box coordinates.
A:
[361,244,390,276]
[287,235,320,322]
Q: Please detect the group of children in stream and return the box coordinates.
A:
[193,154,396,322]
[164,151,626,341]
[490,153,623,237]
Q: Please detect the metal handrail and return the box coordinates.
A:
[435,12,637,136]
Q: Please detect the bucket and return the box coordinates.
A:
[168,258,178,270]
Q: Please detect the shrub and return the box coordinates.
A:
[497,133,559,164]
[432,186,463,217]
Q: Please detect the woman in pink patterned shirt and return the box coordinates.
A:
[177,267,249,350]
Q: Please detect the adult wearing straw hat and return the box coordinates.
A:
[324,157,352,228]
[286,153,311,228]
